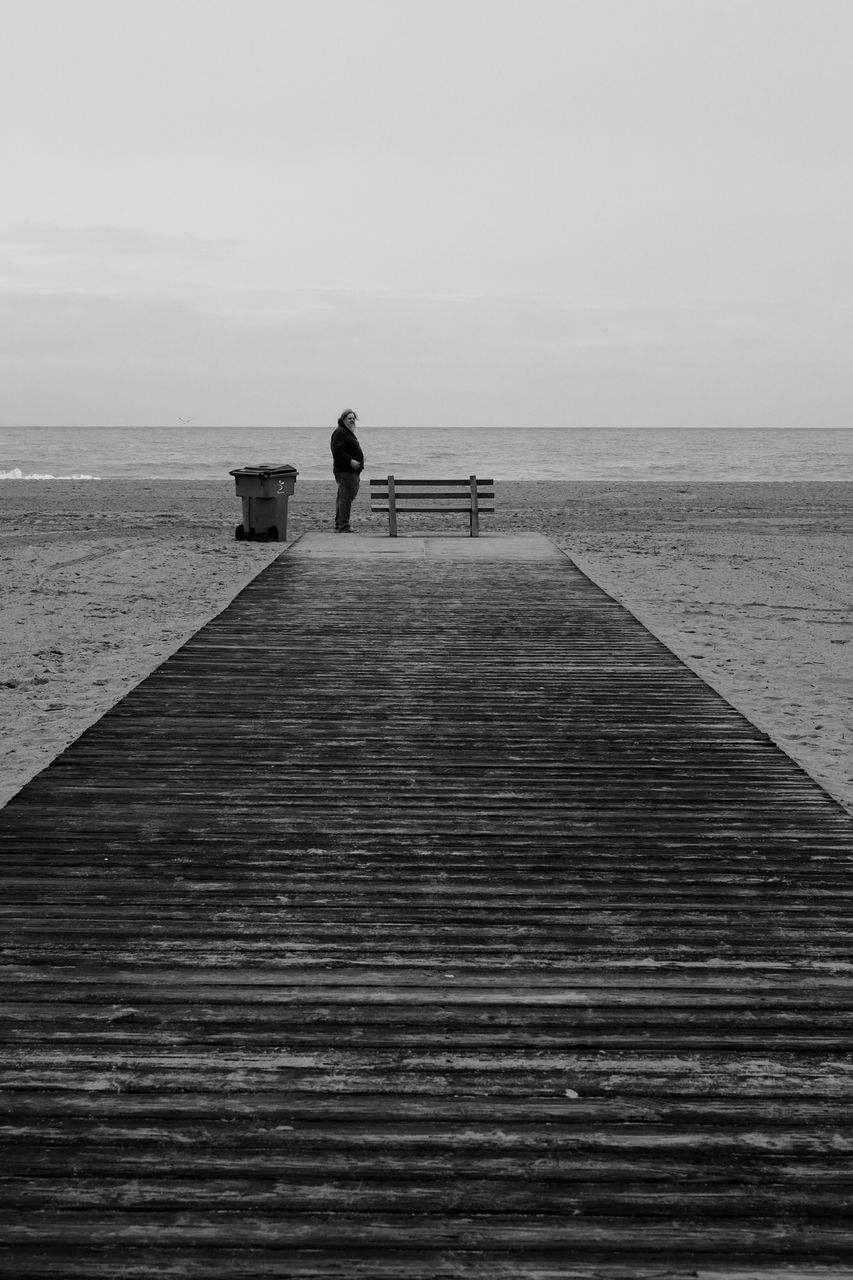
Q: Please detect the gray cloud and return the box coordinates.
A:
[0,227,236,258]
[1,284,847,428]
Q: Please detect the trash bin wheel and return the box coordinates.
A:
[235,524,247,541]
[265,526,279,541]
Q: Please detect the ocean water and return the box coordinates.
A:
[1,426,852,483]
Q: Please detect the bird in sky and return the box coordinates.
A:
[177,417,194,424]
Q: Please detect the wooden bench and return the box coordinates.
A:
[370,475,495,537]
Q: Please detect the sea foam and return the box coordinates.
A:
[0,468,100,480]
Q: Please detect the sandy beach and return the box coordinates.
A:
[1,478,851,816]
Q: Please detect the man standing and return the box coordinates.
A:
[330,409,364,533]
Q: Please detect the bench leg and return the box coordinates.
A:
[388,476,398,537]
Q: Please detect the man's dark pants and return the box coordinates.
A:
[334,471,360,531]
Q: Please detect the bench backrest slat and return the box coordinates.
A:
[370,478,494,487]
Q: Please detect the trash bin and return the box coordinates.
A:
[230,464,298,542]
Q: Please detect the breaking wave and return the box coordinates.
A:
[0,468,101,480]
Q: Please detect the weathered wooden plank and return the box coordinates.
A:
[7,1115,853,1152]
[5,1140,853,1182]
[5,1211,853,1255]
[4,1175,853,1215]
[5,964,853,989]
[4,1091,853,1126]
[1,1254,851,1280]
[4,979,853,1007]
[2,1065,852,1099]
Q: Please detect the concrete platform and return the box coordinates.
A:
[288,531,565,560]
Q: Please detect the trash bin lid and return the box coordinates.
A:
[229,463,299,478]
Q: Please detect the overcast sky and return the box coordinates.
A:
[2,0,851,428]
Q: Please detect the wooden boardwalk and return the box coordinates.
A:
[2,532,853,1277]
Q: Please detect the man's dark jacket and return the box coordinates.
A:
[330,424,365,475]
